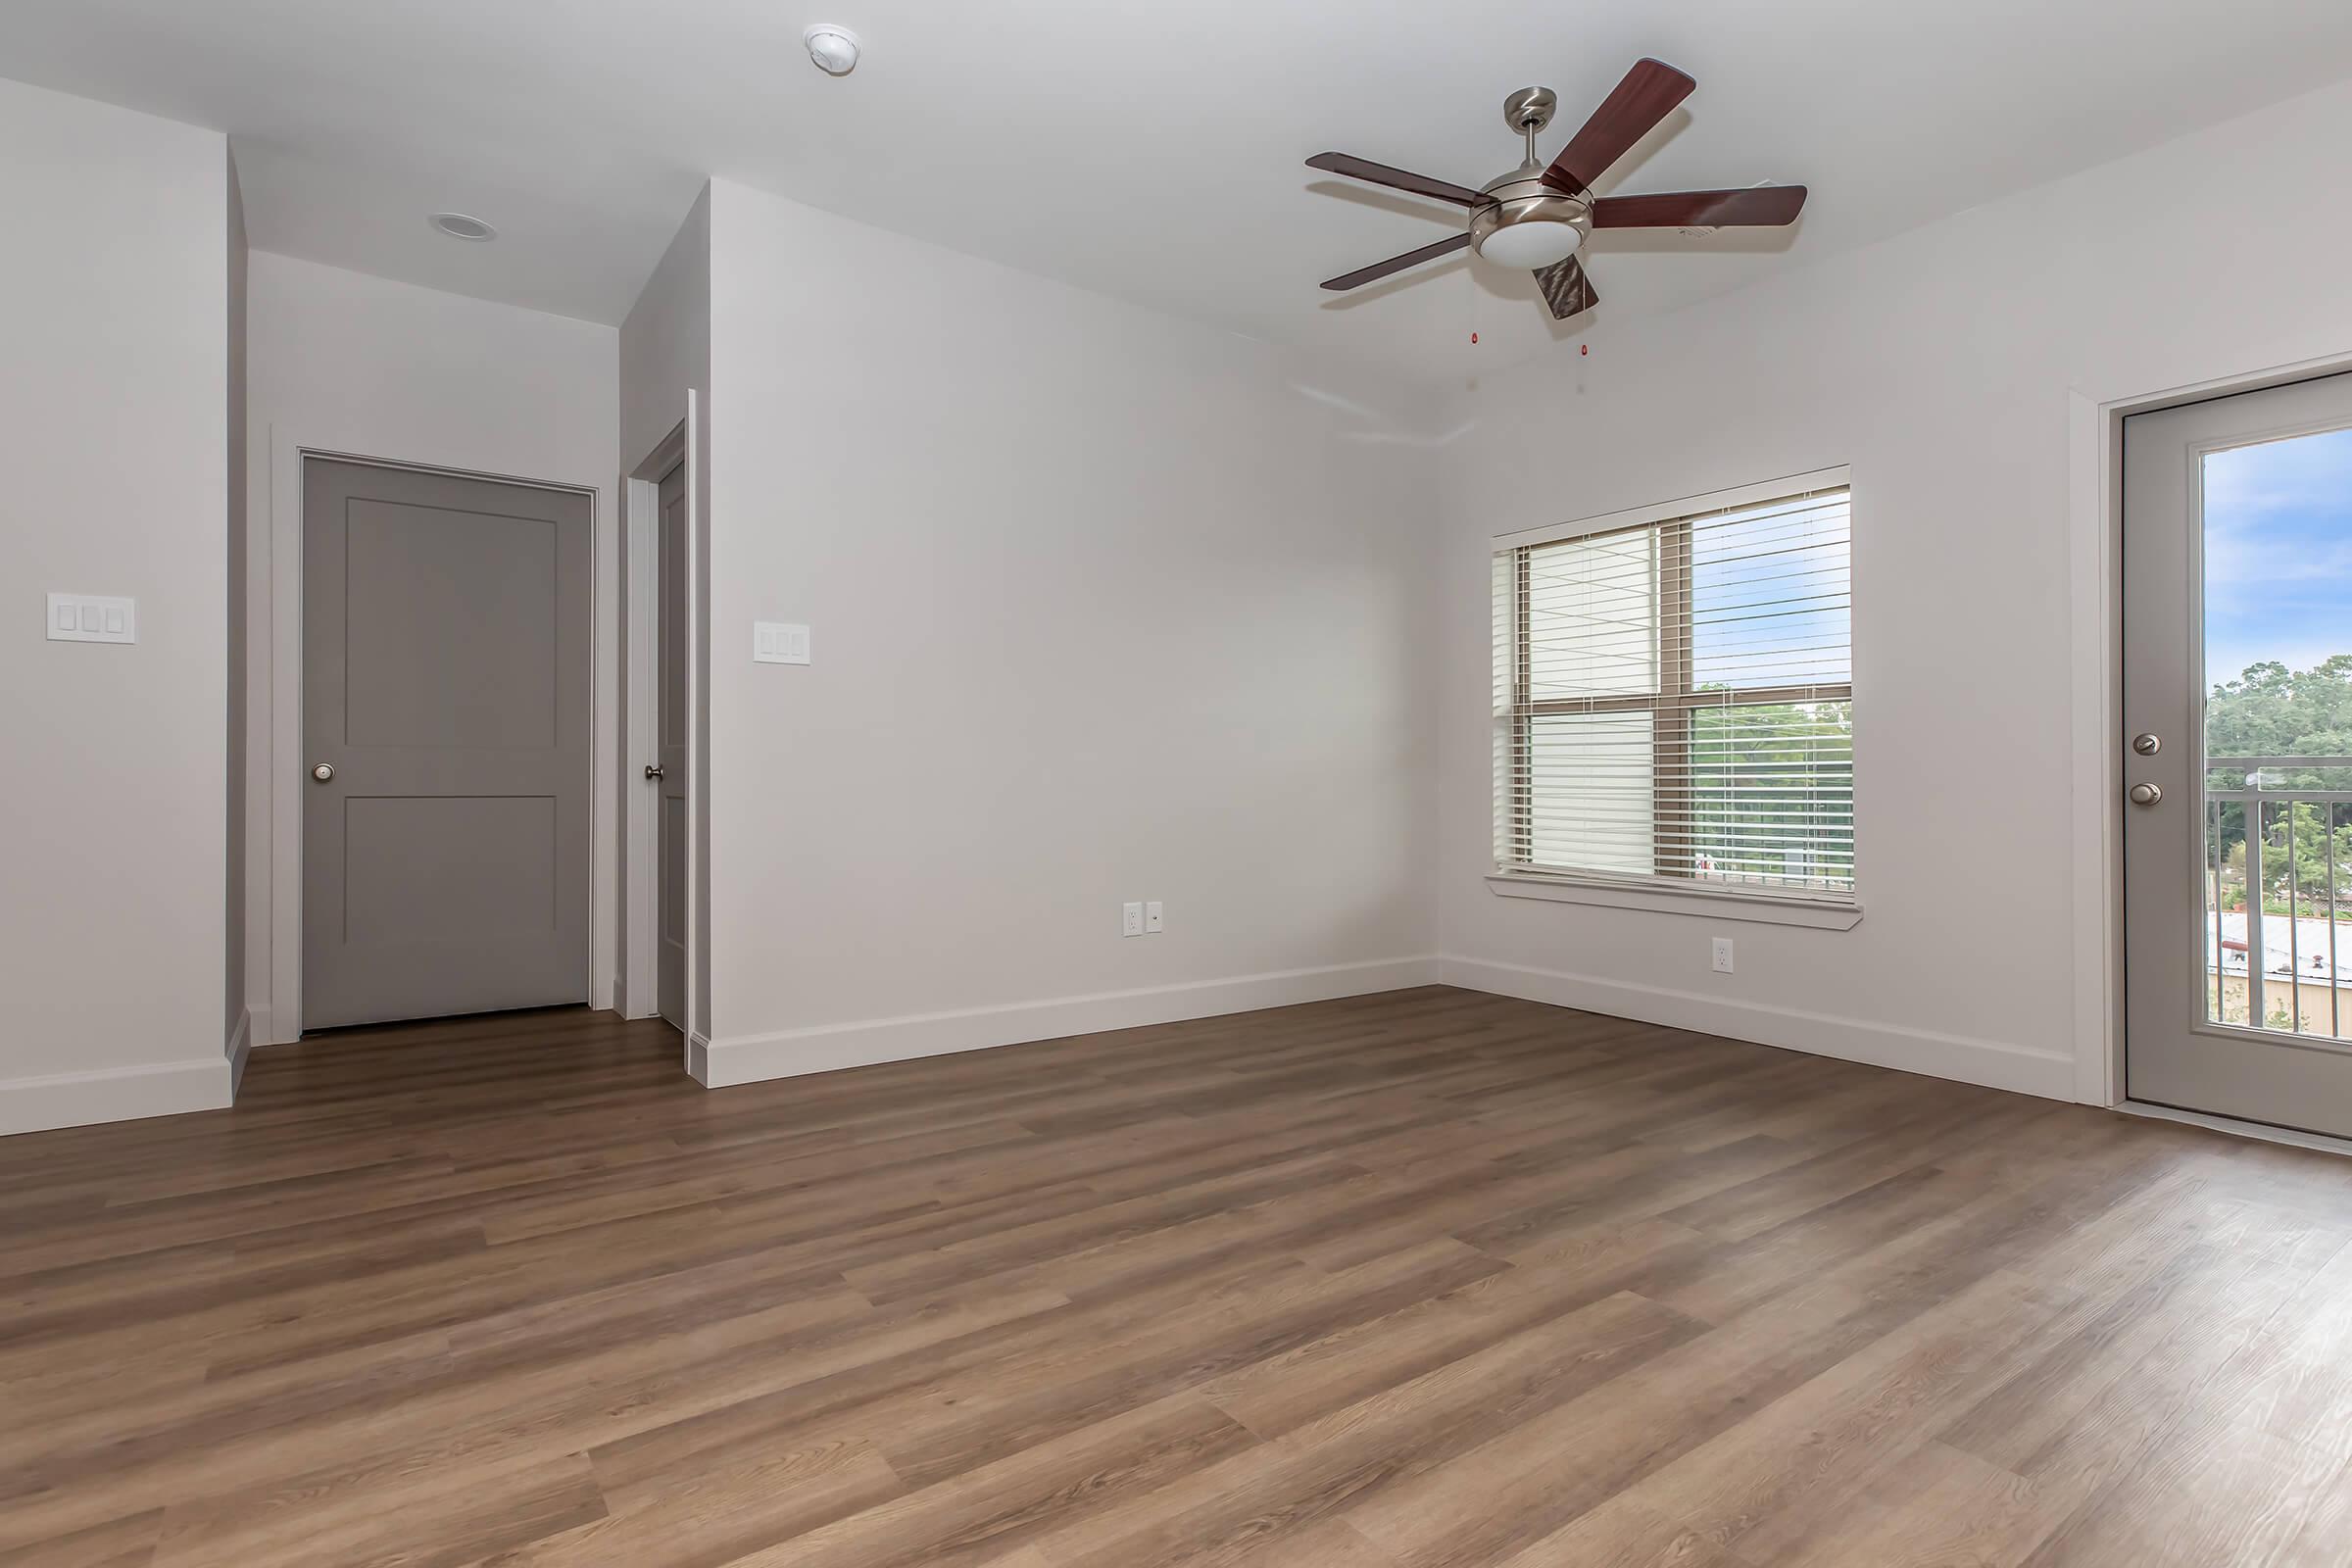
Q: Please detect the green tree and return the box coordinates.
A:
[2207,657,2352,908]
[2208,655,2352,774]
[2258,802,2352,905]
[1688,699,1854,888]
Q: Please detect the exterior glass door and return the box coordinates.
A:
[2125,373,2352,1136]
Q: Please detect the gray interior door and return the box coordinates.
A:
[304,459,591,1030]
[657,461,687,1030]
[2124,371,2352,1136]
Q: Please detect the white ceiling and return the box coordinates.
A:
[8,0,2352,382]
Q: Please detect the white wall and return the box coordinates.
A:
[697,178,1442,1082]
[244,253,620,1039]
[0,80,232,1133]
[620,187,710,474]
[1431,77,2352,1101]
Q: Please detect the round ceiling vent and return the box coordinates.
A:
[804,24,860,75]
[430,212,497,242]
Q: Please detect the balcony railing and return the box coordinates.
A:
[2205,756,2352,1038]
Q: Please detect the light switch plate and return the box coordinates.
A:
[47,592,136,644]
[753,621,810,664]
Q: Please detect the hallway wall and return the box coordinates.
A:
[0,80,233,1133]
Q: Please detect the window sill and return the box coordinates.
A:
[1484,871,1864,930]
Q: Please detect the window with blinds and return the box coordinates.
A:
[1492,474,1854,906]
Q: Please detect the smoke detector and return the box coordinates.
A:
[804,24,860,75]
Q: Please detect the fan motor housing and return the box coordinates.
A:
[1467,170,1592,264]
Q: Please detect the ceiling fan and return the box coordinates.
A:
[1306,59,1806,320]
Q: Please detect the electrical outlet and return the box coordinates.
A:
[1145,901,1163,933]
[1711,937,1735,974]
[1122,902,1144,938]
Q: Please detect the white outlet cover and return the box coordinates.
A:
[753,621,810,664]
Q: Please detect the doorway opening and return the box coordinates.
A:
[617,406,700,1064]
[652,457,687,1030]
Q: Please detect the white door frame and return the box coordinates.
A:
[264,429,613,1043]
[618,398,704,1060]
[2065,344,2352,1110]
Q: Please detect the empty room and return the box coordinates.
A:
[7,1,2352,1563]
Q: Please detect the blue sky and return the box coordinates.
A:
[2204,426,2352,687]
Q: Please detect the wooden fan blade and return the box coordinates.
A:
[1320,231,1472,291]
[1543,58,1696,194]
[1306,153,1493,209]
[1592,185,1808,228]
[1534,256,1598,320]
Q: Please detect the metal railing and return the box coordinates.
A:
[2206,757,2352,1037]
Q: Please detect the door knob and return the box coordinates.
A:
[643,763,664,780]
[311,763,334,783]
[2129,782,2162,806]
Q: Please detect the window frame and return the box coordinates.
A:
[1489,466,1861,930]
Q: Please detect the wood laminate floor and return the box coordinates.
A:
[5,988,2352,1566]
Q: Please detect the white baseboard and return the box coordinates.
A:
[1437,955,2078,1102]
[697,956,1443,1089]
[0,1055,237,1138]
[691,950,2076,1104]
[225,1008,253,1098]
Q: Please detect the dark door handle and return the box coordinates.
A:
[644,763,663,781]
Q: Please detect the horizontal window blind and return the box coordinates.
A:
[1493,483,1854,902]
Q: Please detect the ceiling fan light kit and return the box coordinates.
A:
[1305,58,1807,322]
[1468,84,1588,270]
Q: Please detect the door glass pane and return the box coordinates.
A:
[2201,427,2352,1036]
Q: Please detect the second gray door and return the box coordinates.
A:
[304,459,592,1030]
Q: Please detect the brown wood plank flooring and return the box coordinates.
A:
[4,987,2350,1566]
